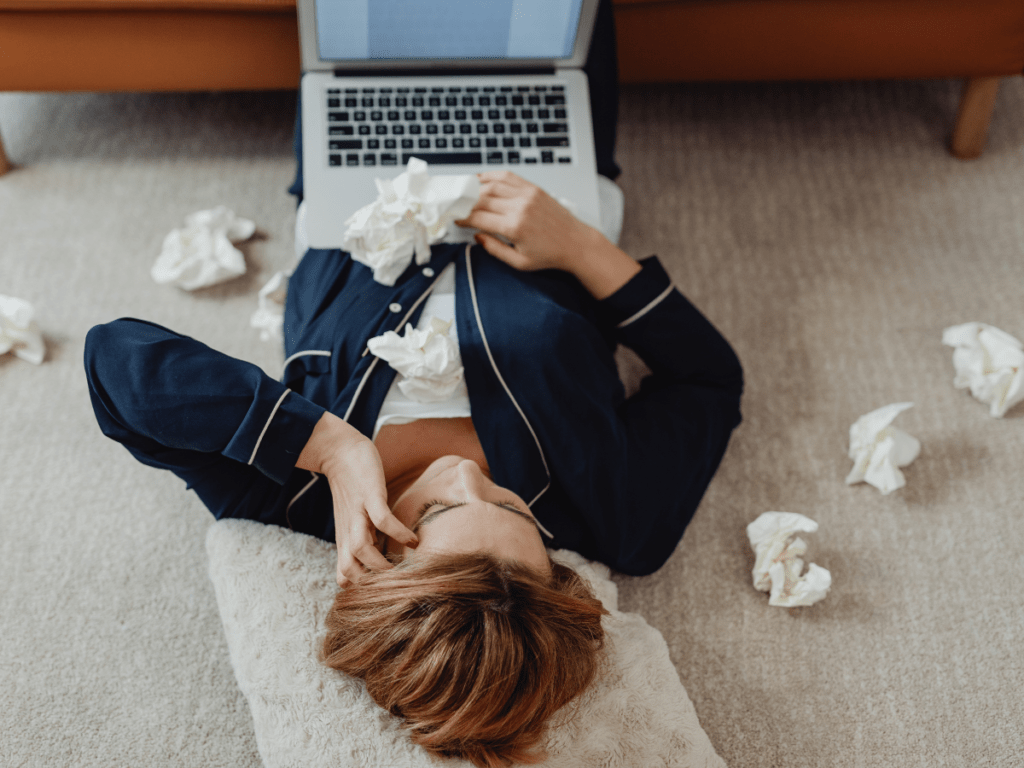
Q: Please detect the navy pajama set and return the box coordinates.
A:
[84,0,744,576]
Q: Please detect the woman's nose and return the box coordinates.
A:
[456,459,487,496]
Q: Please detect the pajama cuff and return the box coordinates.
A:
[223,376,326,485]
[594,256,675,330]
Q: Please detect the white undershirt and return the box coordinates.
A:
[372,263,472,439]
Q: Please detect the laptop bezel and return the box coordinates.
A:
[297,0,600,73]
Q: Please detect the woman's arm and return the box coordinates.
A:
[458,174,743,574]
[296,412,418,587]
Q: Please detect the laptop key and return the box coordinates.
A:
[521,109,534,120]
[396,97,408,107]
[371,111,382,120]
[405,110,417,121]
[379,97,391,107]
[446,97,458,106]
[492,124,505,134]
[328,98,340,108]
[409,124,422,135]
[508,151,520,163]
[519,137,532,147]
[426,124,439,134]
[452,138,465,148]
[375,125,388,135]
[329,154,342,166]
[502,137,515,148]
[436,138,448,148]
[368,139,380,149]
[354,111,366,121]
[443,124,456,134]
[476,124,489,134]
[333,125,355,136]
[459,124,472,134]
[505,109,516,120]
[345,98,357,107]
[536,136,569,147]
[402,139,414,149]
[363,154,377,166]
[545,94,566,105]
[528,95,541,105]
[555,109,567,119]
[509,123,522,133]
[413,97,424,107]
[495,96,508,106]
[381,153,398,165]
[479,96,491,106]
[418,138,431,149]
[538,109,550,119]
[543,123,568,134]
[512,95,524,106]
[388,111,400,120]
[392,125,405,135]
[362,97,374,107]
[525,157,538,164]
[346,154,360,166]
[359,125,371,135]
[526,123,539,133]
[541,151,554,163]
[486,151,503,164]
[402,152,483,165]
[486,138,498,148]
[328,112,349,122]
[558,156,572,164]
[471,110,483,120]
[385,139,396,148]
[469,137,481,148]
[429,97,441,106]
[423,110,435,120]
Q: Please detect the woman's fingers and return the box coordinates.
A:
[455,208,514,237]
[475,232,523,267]
[367,498,419,548]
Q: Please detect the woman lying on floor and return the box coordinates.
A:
[85,170,742,766]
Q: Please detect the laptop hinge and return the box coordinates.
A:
[332,66,555,78]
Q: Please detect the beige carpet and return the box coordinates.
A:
[1,77,1022,767]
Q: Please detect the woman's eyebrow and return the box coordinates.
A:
[413,502,537,533]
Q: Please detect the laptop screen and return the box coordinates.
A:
[315,0,586,61]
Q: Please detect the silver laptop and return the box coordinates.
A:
[298,0,603,248]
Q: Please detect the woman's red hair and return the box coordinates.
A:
[321,552,608,767]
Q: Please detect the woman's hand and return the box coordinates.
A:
[297,412,418,587]
[455,171,598,273]
[455,171,641,300]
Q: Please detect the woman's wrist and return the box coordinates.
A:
[296,411,363,474]
[564,227,642,301]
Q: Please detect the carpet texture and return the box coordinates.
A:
[206,519,725,768]
[1,77,1023,768]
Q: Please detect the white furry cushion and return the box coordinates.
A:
[206,519,726,768]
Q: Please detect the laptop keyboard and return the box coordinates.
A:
[324,84,572,169]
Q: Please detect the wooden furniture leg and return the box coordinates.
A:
[0,128,12,176]
[951,76,1001,159]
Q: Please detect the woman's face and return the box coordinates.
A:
[386,456,551,575]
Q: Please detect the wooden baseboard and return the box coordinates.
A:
[951,76,1001,159]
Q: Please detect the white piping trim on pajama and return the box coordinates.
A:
[281,349,331,379]
[286,471,320,529]
[465,244,554,538]
[248,388,291,465]
[615,283,674,329]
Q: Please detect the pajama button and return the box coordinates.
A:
[389,303,402,313]
[422,267,435,277]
